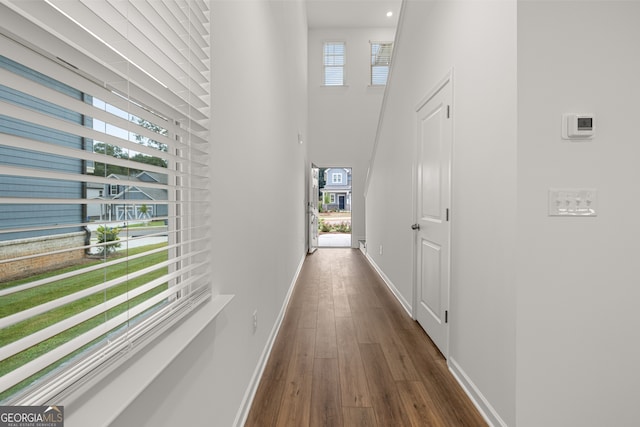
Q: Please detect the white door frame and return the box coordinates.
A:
[308,163,319,253]
[411,71,454,357]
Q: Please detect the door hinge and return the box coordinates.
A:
[446,208,449,222]
[445,310,448,323]
[446,105,451,119]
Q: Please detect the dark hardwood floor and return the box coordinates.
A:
[245,248,487,427]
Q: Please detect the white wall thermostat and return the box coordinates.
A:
[562,113,595,140]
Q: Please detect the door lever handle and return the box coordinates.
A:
[411,224,420,230]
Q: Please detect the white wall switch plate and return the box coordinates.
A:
[548,189,598,216]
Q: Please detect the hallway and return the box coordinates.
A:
[245,249,486,426]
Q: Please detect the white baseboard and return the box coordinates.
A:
[352,234,365,249]
[232,251,505,427]
[448,357,508,427]
[364,253,412,318]
[362,254,504,427]
[233,252,306,427]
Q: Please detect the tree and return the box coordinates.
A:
[92,143,128,177]
[91,143,167,177]
[91,118,169,177]
[130,153,167,168]
[138,204,150,224]
[135,118,168,153]
[318,167,327,196]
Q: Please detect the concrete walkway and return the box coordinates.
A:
[318,233,351,247]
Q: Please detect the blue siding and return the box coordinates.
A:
[0,176,81,198]
[0,205,81,240]
[155,204,168,217]
[0,116,83,173]
[0,84,82,123]
[0,55,85,241]
[0,55,81,98]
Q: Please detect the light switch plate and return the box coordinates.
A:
[548,189,598,217]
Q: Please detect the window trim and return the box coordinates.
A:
[61,295,233,426]
[322,41,346,87]
[370,41,393,87]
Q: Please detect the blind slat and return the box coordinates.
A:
[21,284,211,405]
[0,4,208,125]
[0,0,211,404]
[49,0,209,98]
[0,259,206,362]
[0,245,169,297]
[0,100,176,163]
[0,271,210,394]
[0,259,171,330]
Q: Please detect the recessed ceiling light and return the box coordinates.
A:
[386,11,393,18]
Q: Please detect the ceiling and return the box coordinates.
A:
[306,0,402,29]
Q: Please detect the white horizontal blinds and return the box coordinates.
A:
[324,42,345,86]
[0,0,210,404]
[371,42,393,86]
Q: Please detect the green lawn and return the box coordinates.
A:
[125,220,166,228]
[0,243,169,402]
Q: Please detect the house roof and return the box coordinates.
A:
[138,171,169,184]
[108,173,132,181]
[139,187,168,201]
[111,186,168,201]
[107,171,168,185]
[323,168,351,177]
[322,185,351,192]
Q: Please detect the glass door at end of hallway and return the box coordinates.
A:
[317,166,351,248]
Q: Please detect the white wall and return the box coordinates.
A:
[365,1,517,425]
[516,2,640,426]
[108,2,308,426]
[308,27,395,247]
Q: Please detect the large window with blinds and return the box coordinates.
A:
[323,42,346,86]
[0,0,210,405]
[371,42,393,86]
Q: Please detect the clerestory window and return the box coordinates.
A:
[323,42,346,86]
[371,42,393,86]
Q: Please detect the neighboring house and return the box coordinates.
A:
[105,171,168,221]
[86,181,105,221]
[0,54,91,279]
[0,55,86,242]
[321,168,352,211]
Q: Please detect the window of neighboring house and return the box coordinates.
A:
[332,173,343,184]
[371,42,393,86]
[330,194,336,203]
[0,0,210,405]
[323,42,345,86]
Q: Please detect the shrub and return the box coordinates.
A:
[335,221,351,233]
[319,219,331,232]
[96,225,121,255]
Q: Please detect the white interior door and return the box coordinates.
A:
[414,77,452,357]
[308,164,319,253]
